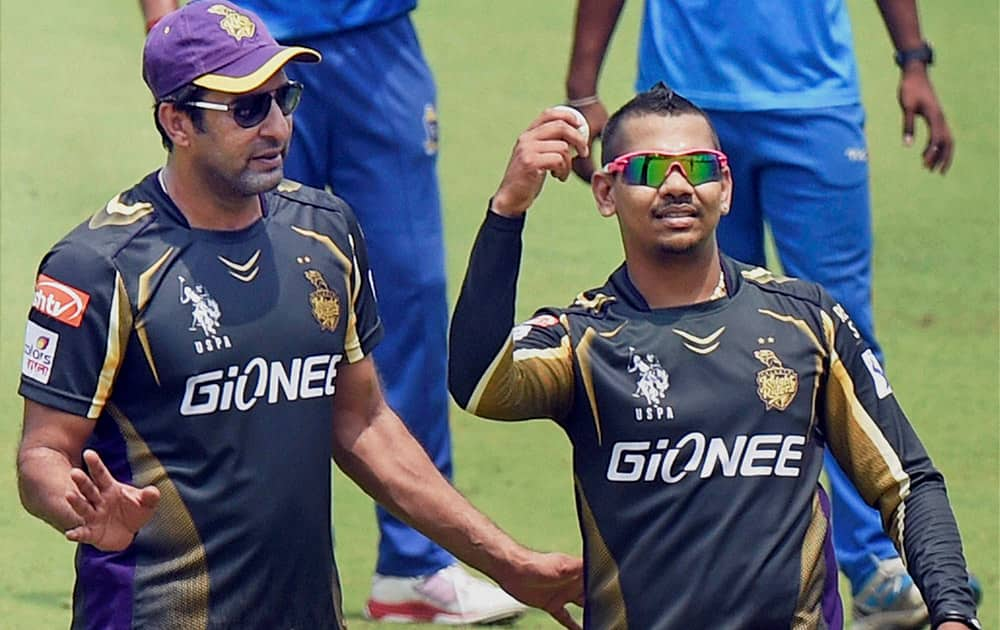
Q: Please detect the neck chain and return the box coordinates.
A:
[709,268,727,301]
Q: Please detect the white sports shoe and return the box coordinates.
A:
[851,557,928,630]
[364,564,528,625]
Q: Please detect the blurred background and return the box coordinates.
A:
[1,2,996,627]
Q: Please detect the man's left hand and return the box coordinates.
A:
[898,68,954,173]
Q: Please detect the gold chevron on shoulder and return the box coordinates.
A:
[672,325,726,354]
[218,249,261,282]
[277,179,302,193]
[89,194,154,229]
[572,291,616,314]
[741,266,793,284]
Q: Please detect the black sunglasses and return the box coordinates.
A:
[183,81,304,128]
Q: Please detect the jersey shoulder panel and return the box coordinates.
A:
[56,174,164,267]
[268,180,357,223]
[736,261,826,310]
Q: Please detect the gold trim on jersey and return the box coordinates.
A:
[218,250,261,282]
[822,309,910,556]
[276,179,303,193]
[756,309,825,433]
[135,247,177,386]
[89,194,154,229]
[792,492,829,629]
[577,328,604,445]
[290,226,366,361]
[572,291,616,313]
[741,267,794,285]
[758,309,826,357]
[672,325,725,354]
[466,334,573,421]
[577,477,628,629]
[88,273,132,418]
[106,403,209,628]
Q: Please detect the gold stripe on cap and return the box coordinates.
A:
[193,47,321,94]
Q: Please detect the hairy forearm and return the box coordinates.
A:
[18,446,82,533]
[566,0,627,98]
[333,407,529,582]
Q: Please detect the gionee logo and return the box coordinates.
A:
[32,274,91,328]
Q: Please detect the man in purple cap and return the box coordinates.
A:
[15,2,583,629]
[137,0,512,622]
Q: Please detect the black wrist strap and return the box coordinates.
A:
[895,42,934,68]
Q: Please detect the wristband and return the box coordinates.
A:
[894,42,934,68]
[567,95,601,108]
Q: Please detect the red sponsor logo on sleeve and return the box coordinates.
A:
[526,314,560,328]
[32,274,91,328]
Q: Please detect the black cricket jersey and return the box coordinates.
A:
[19,171,383,629]
[449,211,977,629]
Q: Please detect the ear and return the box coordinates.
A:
[157,102,195,148]
[718,166,734,215]
[591,171,618,218]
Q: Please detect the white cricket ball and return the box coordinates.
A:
[553,105,590,147]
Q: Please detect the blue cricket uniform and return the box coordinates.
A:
[635,0,891,587]
[231,0,455,576]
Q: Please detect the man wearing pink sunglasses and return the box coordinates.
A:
[449,84,979,630]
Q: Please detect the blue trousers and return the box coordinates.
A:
[712,106,898,590]
[283,14,454,577]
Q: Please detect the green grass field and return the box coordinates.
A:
[1,2,996,628]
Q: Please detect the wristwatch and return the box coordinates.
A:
[936,611,981,629]
[894,42,934,68]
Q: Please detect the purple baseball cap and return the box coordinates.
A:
[142,0,320,100]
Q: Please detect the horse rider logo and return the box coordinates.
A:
[179,276,231,354]
[304,270,341,332]
[754,349,798,411]
[207,4,256,41]
[629,347,669,406]
[180,277,222,336]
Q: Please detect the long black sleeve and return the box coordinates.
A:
[448,209,526,408]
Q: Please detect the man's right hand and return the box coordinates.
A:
[490,108,590,218]
[65,449,160,551]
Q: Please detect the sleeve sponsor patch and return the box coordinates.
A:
[526,314,560,328]
[33,273,91,327]
[512,315,561,341]
[861,349,893,399]
[23,320,59,384]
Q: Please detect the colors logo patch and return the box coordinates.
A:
[23,321,59,384]
[33,274,91,328]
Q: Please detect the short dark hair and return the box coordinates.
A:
[153,84,207,151]
[601,82,721,165]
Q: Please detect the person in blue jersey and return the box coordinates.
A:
[562,1,963,627]
[448,83,980,630]
[17,3,584,628]
[136,0,515,623]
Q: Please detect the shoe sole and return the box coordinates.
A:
[364,600,526,625]
[851,607,929,630]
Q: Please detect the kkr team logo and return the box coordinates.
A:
[628,346,673,421]
[179,276,231,354]
[754,349,798,411]
[304,270,341,332]
[207,4,255,40]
